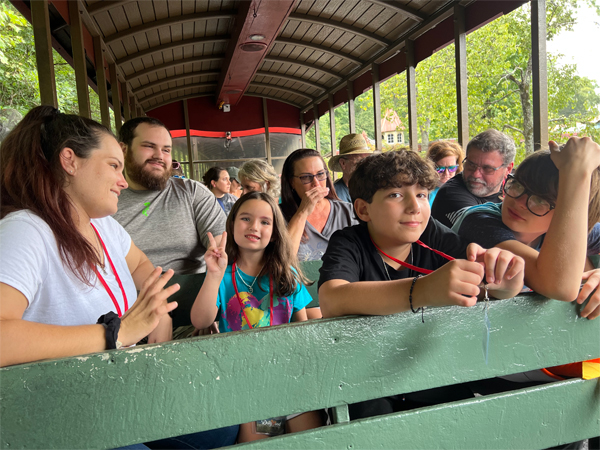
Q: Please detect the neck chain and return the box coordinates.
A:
[236,264,264,294]
[380,249,412,280]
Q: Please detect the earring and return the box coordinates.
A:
[70,170,73,174]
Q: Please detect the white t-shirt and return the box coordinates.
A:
[0,210,138,326]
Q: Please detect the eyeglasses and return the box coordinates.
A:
[435,165,459,174]
[172,161,181,170]
[294,171,328,185]
[463,158,507,175]
[503,175,555,217]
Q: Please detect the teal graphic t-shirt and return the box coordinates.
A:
[216,265,312,332]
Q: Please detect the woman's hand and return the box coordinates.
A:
[549,136,600,178]
[577,269,600,320]
[297,186,329,216]
[119,267,179,346]
[205,231,228,276]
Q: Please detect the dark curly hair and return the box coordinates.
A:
[349,150,438,207]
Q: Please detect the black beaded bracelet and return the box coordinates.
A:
[97,312,122,349]
[409,275,425,323]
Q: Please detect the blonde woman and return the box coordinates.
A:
[239,159,281,199]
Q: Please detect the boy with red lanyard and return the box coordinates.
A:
[318,150,525,419]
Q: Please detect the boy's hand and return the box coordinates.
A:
[577,269,600,320]
[415,259,483,308]
[467,243,524,285]
[205,231,228,276]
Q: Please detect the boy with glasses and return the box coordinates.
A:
[452,137,600,321]
[432,129,515,227]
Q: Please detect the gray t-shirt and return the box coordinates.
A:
[297,199,358,261]
[113,178,226,274]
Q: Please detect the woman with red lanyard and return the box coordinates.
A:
[191,192,322,442]
[0,106,180,370]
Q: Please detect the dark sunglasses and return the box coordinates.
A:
[435,165,459,174]
[503,175,555,217]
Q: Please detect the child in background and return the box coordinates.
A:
[191,191,322,442]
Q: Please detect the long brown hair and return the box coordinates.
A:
[280,148,340,222]
[225,192,310,297]
[1,106,113,284]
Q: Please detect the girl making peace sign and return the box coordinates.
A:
[190,192,321,441]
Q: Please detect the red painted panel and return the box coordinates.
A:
[187,96,265,131]
[171,127,301,138]
[265,99,300,129]
[50,0,95,69]
[147,102,185,131]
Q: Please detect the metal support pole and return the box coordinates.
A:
[300,112,306,148]
[109,64,122,133]
[406,40,418,152]
[532,0,548,151]
[329,94,336,157]
[93,36,111,128]
[31,0,57,107]
[183,100,195,181]
[372,64,382,153]
[121,82,131,122]
[69,0,90,118]
[263,98,272,164]
[454,5,469,148]
[313,105,321,154]
[347,80,356,134]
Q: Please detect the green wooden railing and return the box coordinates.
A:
[1,262,599,449]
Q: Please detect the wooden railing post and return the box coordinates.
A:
[30,0,57,108]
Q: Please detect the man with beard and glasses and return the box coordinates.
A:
[431,129,515,228]
[113,117,226,275]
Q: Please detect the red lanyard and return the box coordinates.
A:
[91,223,129,317]
[370,237,454,275]
[231,261,273,328]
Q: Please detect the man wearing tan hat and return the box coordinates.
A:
[328,133,373,203]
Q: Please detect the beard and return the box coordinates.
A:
[125,149,171,191]
[465,176,501,197]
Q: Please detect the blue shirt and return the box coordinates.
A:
[216,265,312,332]
[334,178,352,203]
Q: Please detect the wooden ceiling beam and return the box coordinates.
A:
[288,13,390,46]
[116,36,230,66]
[362,0,427,22]
[104,12,236,45]
[139,82,218,104]
[132,70,221,95]
[124,54,224,82]
[215,0,296,107]
[276,38,363,65]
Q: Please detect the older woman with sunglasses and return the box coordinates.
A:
[280,149,357,263]
[425,140,464,206]
[451,137,600,322]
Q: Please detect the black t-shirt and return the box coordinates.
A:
[458,210,600,256]
[456,210,517,249]
[318,220,470,289]
[431,173,502,228]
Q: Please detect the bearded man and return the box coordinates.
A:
[113,117,226,274]
[431,129,515,228]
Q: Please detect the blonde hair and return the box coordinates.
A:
[238,159,281,199]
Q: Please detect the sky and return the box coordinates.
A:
[546,3,600,94]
